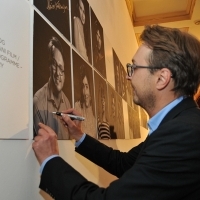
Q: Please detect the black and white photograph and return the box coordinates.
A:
[33,11,72,139]
[73,50,97,138]
[128,105,141,139]
[34,0,70,41]
[91,8,106,78]
[71,0,92,63]
[94,71,110,139]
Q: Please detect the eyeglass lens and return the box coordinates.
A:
[52,59,64,76]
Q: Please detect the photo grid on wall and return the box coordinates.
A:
[32,0,142,140]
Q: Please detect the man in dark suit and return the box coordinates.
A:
[32,25,200,199]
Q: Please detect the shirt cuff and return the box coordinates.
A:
[40,155,59,174]
[75,133,86,147]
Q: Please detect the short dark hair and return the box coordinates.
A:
[140,25,200,96]
[48,36,64,65]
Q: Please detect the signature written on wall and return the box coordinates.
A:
[47,0,68,13]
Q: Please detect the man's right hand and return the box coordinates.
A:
[61,108,84,142]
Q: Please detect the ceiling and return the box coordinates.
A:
[125,0,200,45]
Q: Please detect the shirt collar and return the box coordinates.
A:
[47,80,64,105]
[147,96,184,135]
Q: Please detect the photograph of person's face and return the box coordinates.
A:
[73,49,95,112]
[82,75,91,107]
[33,11,72,101]
[79,0,85,24]
[50,47,65,92]
[96,29,102,50]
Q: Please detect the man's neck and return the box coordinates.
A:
[147,94,181,118]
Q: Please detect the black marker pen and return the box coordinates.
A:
[52,112,85,121]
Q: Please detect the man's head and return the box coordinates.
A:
[139,25,200,97]
[127,25,200,114]
[48,37,65,93]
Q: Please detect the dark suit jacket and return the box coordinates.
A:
[40,97,200,199]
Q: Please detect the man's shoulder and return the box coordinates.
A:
[33,83,48,101]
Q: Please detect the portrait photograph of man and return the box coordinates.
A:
[33,11,72,139]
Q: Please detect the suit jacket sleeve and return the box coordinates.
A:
[75,134,143,178]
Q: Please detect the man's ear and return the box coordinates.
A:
[156,68,172,90]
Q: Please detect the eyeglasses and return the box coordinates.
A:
[51,59,65,76]
[126,63,162,77]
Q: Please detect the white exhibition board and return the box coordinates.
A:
[0,0,30,139]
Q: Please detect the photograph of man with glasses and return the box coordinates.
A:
[33,12,72,139]
[33,36,71,139]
